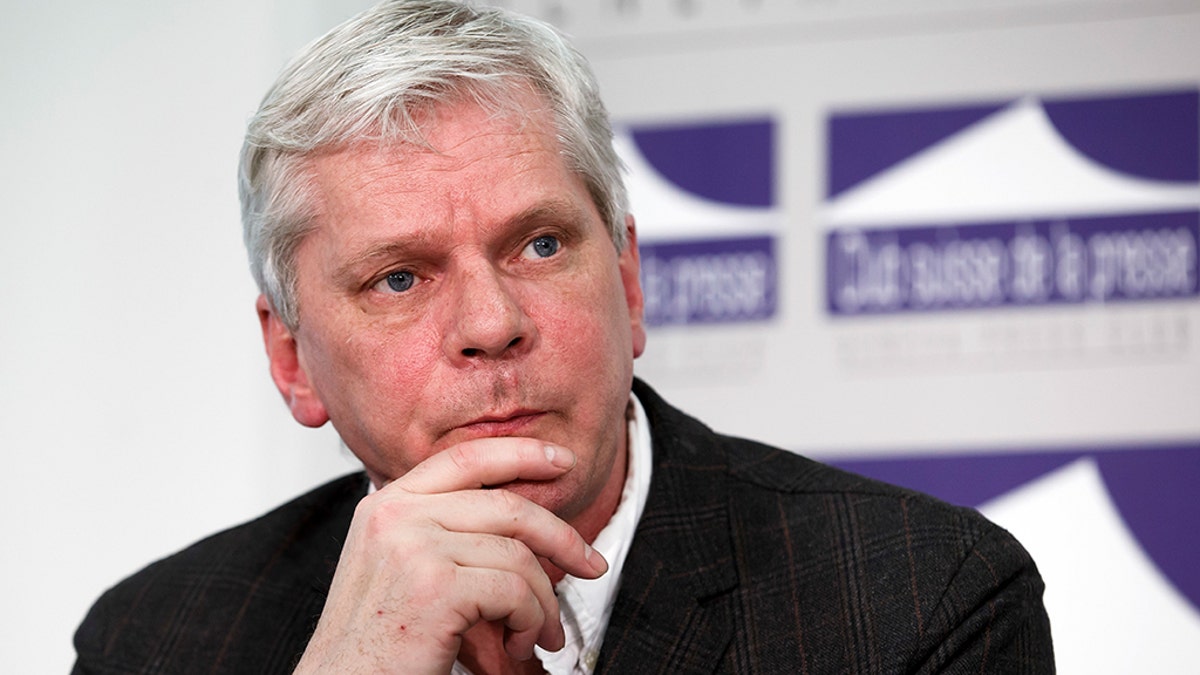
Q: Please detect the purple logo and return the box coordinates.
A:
[827,212,1199,314]
[824,90,1200,316]
[640,236,776,326]
[835,441,1200,614]
[620,119,779,327]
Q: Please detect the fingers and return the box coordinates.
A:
[378,437,610,580]
[311,436,610,669]
[445,531,565,652]
[448,566,551,660]
[423,489,609,579]
[395,436,577,494]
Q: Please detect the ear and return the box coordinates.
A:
[617,215,647,358]
[256,295,329,428]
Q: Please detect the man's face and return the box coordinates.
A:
[262,93,646,525]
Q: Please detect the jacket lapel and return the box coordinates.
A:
[597,381,738,674]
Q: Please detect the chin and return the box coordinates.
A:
[499,478,578,519]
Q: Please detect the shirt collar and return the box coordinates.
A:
[533,391,653,674]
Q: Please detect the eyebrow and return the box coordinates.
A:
[329,198,591,287]
[507,199,589,232]
[331,239,426,288]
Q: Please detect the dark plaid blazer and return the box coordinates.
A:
[74,380,1054,673]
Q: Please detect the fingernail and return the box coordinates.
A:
[586,543,609,575]
[545,445,575,469]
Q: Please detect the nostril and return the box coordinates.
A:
[460,337,521,359]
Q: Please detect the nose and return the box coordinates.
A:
[443,261,534,363]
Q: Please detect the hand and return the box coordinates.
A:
[293,438,610,674]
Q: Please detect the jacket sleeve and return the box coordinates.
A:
[910,524,1055,674]
[72,586,121,675]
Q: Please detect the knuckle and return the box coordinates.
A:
[496,570,533,605]
[547,518,580,552]
[515,437,544,460]
[353,494,435,559]
[489,535,538,570]
[445,444,480,476]
[511,540,538,569]
[410,558,457,598]
[493,488,526,517]
[360,498,407,539]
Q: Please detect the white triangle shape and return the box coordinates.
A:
[982,457,1200,674]
[616,129,778,240]
[826,98,1200,227]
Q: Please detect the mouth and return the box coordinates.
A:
[452,409,547,440]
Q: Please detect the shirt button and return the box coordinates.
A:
[583,649,599,671]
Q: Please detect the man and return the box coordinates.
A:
[74,1,1054,673]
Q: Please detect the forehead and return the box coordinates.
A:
[315,104,560,198]
[298,95,597,254]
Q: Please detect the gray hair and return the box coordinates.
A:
[239,0,628,330]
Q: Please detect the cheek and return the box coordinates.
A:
[361,321,447,405]
[310,315,441,414]
[314,320,448,472]
[372,328,434,377]
[539,274,632,373]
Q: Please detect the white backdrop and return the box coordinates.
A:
[0,2,367,671]
[570,2,1200,672]
[3,1,1197,672]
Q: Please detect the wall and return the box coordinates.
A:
[2,0,1196,671]
[537,0,1200,672]
[0,2,368,671]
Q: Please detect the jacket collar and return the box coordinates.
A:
[596,379,737,673]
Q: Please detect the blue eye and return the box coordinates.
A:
[526,235,560,259]
[382,270,415,293]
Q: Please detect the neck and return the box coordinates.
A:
[544,428,628,585]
